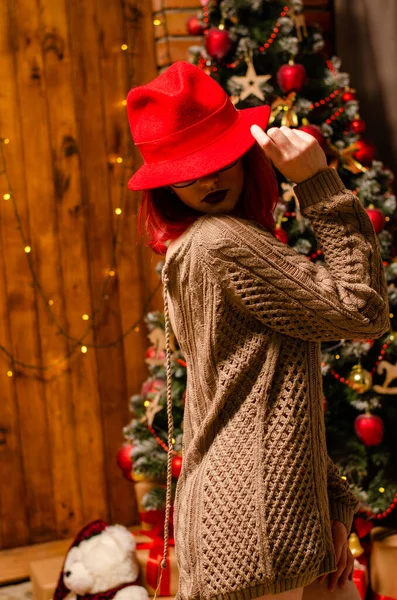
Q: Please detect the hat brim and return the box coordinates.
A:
[127,104,271,191]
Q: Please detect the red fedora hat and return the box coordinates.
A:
[126,61,271,191]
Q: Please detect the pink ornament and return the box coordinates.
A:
[200,0,210,5]
[277,63,306,94]
[205,27,232,60]
[365,208,385,234]
[354,413,384,446]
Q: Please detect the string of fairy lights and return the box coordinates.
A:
[0,3,166,377]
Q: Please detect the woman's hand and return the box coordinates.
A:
[318,519,355,591]
[250,124,328,184]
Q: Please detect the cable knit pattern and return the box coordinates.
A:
[159,167,391,600]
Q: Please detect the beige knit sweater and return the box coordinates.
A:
[159,167,391,599]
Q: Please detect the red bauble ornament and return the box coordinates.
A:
[350,119,366,134]
[186,16,204,36]
[205,28,232,60]
[277,63,306,94]
[298,124,326,149]
[144,345,166,361]
[116,443,134,471]
[354,413,384,446]
[172,455,183,478]
[147,378,165,395]
[366,208,385,234]
[342,91,357,103]
[353,139,376,166]
[122,469,134,482]
[273,226,288,244]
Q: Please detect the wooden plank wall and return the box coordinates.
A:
[0,0,162,551]
[0,0,334,553]
[152,0,335,71]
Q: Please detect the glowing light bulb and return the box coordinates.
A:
[4,138,10,144]
[82,314,90,321]
[153,19,162,25]
[24,246,31,253]
[172,437,176,444]
[144,400,150,407]
[121,100,127,106]
[379,487,385,493]
[341,475,347,480]
[81,345,88,354]
[115,208,122,215]
[121,44,128,50]
[390,313,394,318]
[116,157,123,163]
[109,270,115,276]
[7,370,13,377]
[218,23,224,30]
[48,299,54,306]
[335,354,340,359]
[3,193,10,200]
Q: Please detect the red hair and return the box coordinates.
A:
[135,143,279,255]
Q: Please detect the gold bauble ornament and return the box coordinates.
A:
[348,532,364,557]
[131,470,166,483]
[349,363,373,394]
[131,470,146,482]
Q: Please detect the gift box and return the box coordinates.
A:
[352,559,368,600]
[369,526,397,600]
[134,480,166,531]
[134,507,179,597]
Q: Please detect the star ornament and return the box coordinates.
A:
[230,59,272,102]
[140,392,164,427]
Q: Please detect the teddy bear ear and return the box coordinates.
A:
[105,524,136,554]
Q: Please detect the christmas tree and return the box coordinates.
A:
[120,0,397,537]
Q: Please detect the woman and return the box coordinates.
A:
[126,61,390,600]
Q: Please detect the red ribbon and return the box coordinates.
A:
[136,508,175,596]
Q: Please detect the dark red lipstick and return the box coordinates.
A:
[202,189,229,203]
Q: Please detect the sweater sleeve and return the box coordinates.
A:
[197,167,391,342]
[326,455,360,535]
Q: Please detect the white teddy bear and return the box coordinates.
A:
[53,520,149,600]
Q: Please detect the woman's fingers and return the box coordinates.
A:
[250,125,284,164]
[338,549,355,589]
[250,123,328,183]
[327,541,349,592]
[276,125,308,149]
